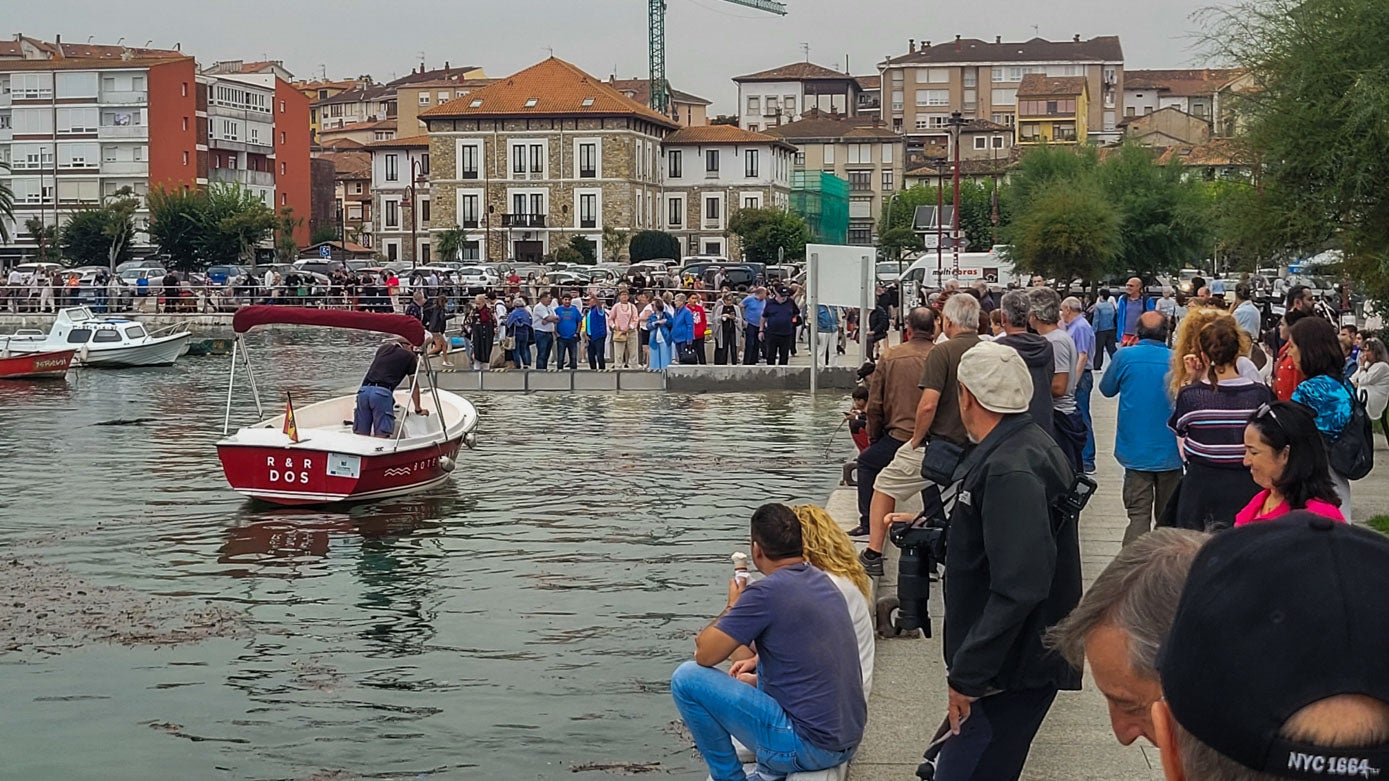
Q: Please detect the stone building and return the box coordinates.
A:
[420,57,677,263]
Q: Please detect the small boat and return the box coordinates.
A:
[217,306,480,506]
[0,347,76,379]
[4,306,191,367]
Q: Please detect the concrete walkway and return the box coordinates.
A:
[834,384,1389,781]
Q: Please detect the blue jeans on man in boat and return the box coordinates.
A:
[353,385,396,437]
[534,331,554,370]
[670,660,855,781]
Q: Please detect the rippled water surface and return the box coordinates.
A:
[0,331,845,780]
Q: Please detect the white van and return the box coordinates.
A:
[900,251,1020,288]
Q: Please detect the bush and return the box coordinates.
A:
[629,230,680,262]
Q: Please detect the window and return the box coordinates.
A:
[1019,124,1042,142]
[705,149,719,174]
[668,149,682,178]
[823,144,834,164]
[783,95,796,115]
[512,145,525,175]
[915,119,929,130]
[747,95,760,115]
[974,136,987,150]
[578,142,597,178]
[469,99,483,108]
[524,98,538,107]
[181,117,188,132]
[847,171,872,192]
[963,70,977,88]
[419,153,430,176]
[182,151,189,165]
[418,93,430,106]
[459,144,479,179]
[250,127,260,145]
[846,144,873,164]
[1125,106,1137,117]
[280,131,286,145]
[530,193,543,216]
[743,195,761,210]
[881,144,894,163]
[280,161,287,175]
[745,149,759,178]
[459,193,480,227]
[181,82,188,97]
[385,199,400,228]
[579,193,597,228]
[704,196,720,223]
[882,171,894,191]
[890,90,904,112]
[992,112,1015,126]
[419,199,431,223]
[794,151,805,165]
[529,144,544,176]
[992,88,1017,106]
[352,182,363,195]
[1104,67,1118,84]
[66,329,92,344]
[1045,65,1081,77]
[993,135,1005,149]
[848,227,872,245]
[581,97,594,107]
[1054,122,1077,141]
[915,89,949,107]
[668,196,683,227]
[386,242,398,261]
[57,107,99,134]
[922,68,950,84]
[512,193,526,215]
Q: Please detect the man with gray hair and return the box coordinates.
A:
[1028,287,1085,472]
[994,290,1056,438]
[1061,296,1097,474]
[1046,528,1208,746]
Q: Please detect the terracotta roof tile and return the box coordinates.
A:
[665,124,796,149]
[887,36,1123,65]
[607,77,711,106]
[319,138,366,150]
[421,57,678,128]
[1017,73,1088,98]
[314,84,394,106]
[855,75,881,90]
[764,109,896,141]
[56,42,183,59]
[388,65,485,87]
[322,150,371,179]
[1155,138,1248,167]
[0,55,191,71]
[365,134,429,149]
[319,119,397,134]
[1125,68,1244,97]
[734,61,854,82]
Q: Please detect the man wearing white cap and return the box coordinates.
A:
[932,341,1082,781]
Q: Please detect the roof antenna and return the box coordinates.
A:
[86,36,94,43]
[801,42,810,62]
[1032,25,1040,37]
[545,45,555,58]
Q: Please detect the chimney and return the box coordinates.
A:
[909,38,916,53]
[1074,34,1081,42]
[923,40,930,48]
[955,34,962,52]
[995,35,1002,44]
[445,60,450,69]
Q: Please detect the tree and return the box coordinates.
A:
[58,189,138,269]
[274,206,303,263]
[101,189,140,271]
[878,225,924,263]
[727,207,811,263]
[629,229,681,261]
[434,227,466,263]
[551,245,583,265]
[24,218,59,264]
[0,162,13,244]
[201,184,278,268]
[310,225,339,245]
[569,235,597,264]
[1095,143,1212,279]
[147,187,208,272]
[879,182,1000,256]
[601,225,630,263]
[1202,0,1389,309]
[1007,180,1121,284]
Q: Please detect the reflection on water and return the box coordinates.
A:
[0,331,846,780]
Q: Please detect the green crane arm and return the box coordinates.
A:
[650,0,787,116]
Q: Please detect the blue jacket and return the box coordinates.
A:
[1115,295,1155,337]
[1099,339,1182,472]
[647,309,673,345]
[742,295,766,329]
[505,307,532,337]
[554,304,581,339]
[1091,299,1117,332]
[670,305,695,344]
[583,306,609,339]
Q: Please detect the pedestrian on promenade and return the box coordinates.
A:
[689,292,710,365]
[531,291,558,371]
[647,298,673,371]
[582,294,609,371]
[1090,289,1118,369]
[1233,283,1262,342]
[1167,319,1275,531]
[1272,310,1308,400]
[1100,312,1184,545]
[608,289,639,369]
[932,340,1081,781]
[792,505,874,696]
[1047,528,1208,746]
[1152,515,1389,781]
[1062,296,1098,474]
[553,293,581,371]
[426,294,455,367]
[670,293,695,365]
[859,294,980,577]
[670,503,865,781]
[742,287,768,365]
[853,307,937,537]
[1288,316,1358,517]
[1154,286,1177,333]
[1237,401,1345,525]
[505,298,533,369]
[1351,338,1389,432]
[1029,287,1085,473]
[1171,307,1262,390]
[994,291,1056,438]
[815,302,841,366]
[1116,277,1154,347]
[762,288,799,366]
[713,293,743,365]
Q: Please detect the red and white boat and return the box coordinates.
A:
[217,307,479,506]
[0,346,76,379]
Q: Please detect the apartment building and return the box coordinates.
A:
[879,35,1124,151]
[295,78,371,140]
[734,62,865,132]
[607,78,711,128]
[204,59,295,82]
[1016,74,1088,145]
[660,124,794,257]
[317,118,396,147]
[321,149,372,248]
[420,57,677,264]
[765,110,904,246]
[366,135,430,263]
[397,79,494,135]
[855,75,881,114]
[313,84,396,135]
[1123,69,1240,121]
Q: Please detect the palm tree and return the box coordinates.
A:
[434,227,466,263]
[0,161,13,244]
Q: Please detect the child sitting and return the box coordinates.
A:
[847,385,870,452]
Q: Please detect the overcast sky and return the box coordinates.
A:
[13,0,1219,114]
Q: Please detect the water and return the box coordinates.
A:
[0,331,846,780]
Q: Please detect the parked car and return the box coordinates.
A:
[292,259,346,277]
[626,259,679,277]
[455,265,501,293]
[206,265,248,286]
[680,262,765,289]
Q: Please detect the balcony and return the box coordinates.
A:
[100,160,146,175]
[501,214,546,228]
[99,125,148,140]
[210,168,275,187]
[100,90,147,105]
[0,93,9,108]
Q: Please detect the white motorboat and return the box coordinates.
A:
[4,306,191,367]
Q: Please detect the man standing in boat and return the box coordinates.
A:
[353,338,428,438]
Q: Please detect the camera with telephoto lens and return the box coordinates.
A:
[887,508,948,638]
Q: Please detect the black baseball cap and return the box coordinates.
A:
[1158,512,1389,780]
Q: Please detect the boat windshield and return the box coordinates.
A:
[65,329,92,344]
[93,330,122,343]
[124,326,147,339]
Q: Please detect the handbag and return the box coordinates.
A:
[677,343,699,364]
[919,437,966,486]
[613,329,629,343]
[1329,383,1375,480]
[501,335,516,351]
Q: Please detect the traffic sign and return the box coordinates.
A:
[320,245,332,259]
[923,235,971,250]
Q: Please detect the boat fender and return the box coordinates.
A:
[439,455,456,473]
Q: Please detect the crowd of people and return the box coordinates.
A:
[672,273,1387,781]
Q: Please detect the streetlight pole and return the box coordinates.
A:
[949,111,964,279]
[407,157,425,269]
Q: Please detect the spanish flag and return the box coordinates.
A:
[283,392,300,443]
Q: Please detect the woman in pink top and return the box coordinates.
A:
[1237,400,1346,526]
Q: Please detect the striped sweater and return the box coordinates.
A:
[1168,379,1277,467]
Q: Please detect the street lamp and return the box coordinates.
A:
[402,157,428,269]
[947,111,966,280]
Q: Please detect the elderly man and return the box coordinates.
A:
[853,307,939,536]
[1047,529,1208,745]
[1153,513,1389,781]
[859,294,980,576]
[994,291,1056,437]
[1028,287,1085,473]
[931,340,1081,781]
[1116,277,1155,347]
[1100,312,1184,544]
[1062,296,1098,474]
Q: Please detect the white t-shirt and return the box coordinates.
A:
[827,572,875,697]
[531,302,556,332]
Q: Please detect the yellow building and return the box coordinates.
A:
[1015,74,1089,145]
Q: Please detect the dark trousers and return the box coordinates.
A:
[557,336,579,370]
[1095,329,1117,370]
[765,332,793,365]
[856,436,904,528]
[743,325,762,365]
[691,337,707,364]
[714,341,736,365]
[534,331,554,370]
[471,322,494,364]
[1052,409,1087,474]
[586,337,606,370]
[935,688,1058,781]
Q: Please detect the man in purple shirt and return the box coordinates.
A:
[1063,296,1098,474]
[672,503,865,780]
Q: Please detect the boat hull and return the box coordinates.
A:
[217,437,464,506]
[6,332,190,367]
[0,348,75,379]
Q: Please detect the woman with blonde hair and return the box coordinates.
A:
[1168,307,1259,399]
[793,505,875,696]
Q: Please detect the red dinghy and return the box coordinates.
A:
[0,348,76,379]
[216,307,479,506]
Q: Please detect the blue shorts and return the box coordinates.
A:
[353,386,396,436]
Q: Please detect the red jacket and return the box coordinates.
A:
[690,304,709,339]
[1273,343,1303,401]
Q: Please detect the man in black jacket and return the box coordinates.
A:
[935,340,1081,781]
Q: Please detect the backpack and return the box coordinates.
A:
[1329,382,1375,481]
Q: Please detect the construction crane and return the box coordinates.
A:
[648,0,787,115]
